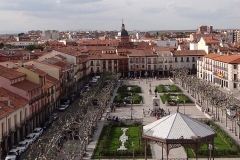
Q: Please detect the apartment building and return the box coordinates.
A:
[172,50,206,74]
[198,36,220,54]
[16,65,47,126]
[0,88,29,154]
[198,53,240,91]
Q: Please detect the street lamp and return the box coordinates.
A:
[145,71,148,84]
[131,95,133,120]
[183,100,186,114]
[154,87,158,97]
[132,142,135,160]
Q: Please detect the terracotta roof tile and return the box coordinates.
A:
[204,53,222,58]
[0,87,28,119]
[46,81,54,89]
[25,65,47,76]
[212,54,240,64]
[46,75,60,84]
[173,50,206,56]
[12,80,41,92]
[0,65,26,80]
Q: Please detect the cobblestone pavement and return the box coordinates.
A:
[84,78,240,160]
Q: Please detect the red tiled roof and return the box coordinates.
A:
[0,87,28,119]
[24,65,47,76]
[211,54,240,64]
[0,65,26,80]
[173,50,206,56]
[12,80,41,92]
[46,75,60,84]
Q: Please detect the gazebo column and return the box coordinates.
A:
[144,138,147,160]
[161,143,163,160]
[166,144,169,160]
[195,143,198,160]
[212,139,214,160]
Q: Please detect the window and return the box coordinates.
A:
[130,65,133,70]
[181,57,184,62]
[142,58,145,63]
[186,57,189,62]
[234,83,237,88]
[175,57,178,62]
[154,65,157,70]
[192,57,195,62]
[234,64,237,69]
[130,58,133,63]
[142,65,145,68]
[136,58,139,63]
[136,65,139,68]
[148,65,151,70]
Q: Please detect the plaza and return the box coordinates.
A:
[83,78,240,160]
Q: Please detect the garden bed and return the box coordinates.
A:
[117,85,142,93]
[185,120,240,158]
[113,93,143,104]
[156,84,182,93]
[92,122,152,159]
[160,93,193,104]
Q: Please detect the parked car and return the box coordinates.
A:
[32,127,43,138]
[58,104,68,111]
[43,121,51,130]
[16,141,29,154]
[24,133,37,144]
[5,149,20,160]
[51,113,59,121]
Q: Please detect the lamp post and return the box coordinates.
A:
[183,100,186,114]
[145,71,148,84]
[132,142,135,160]
[131,98,133,120]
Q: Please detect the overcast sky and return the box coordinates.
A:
[0,0,240,33]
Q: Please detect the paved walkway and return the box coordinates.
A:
[84,78,240,160]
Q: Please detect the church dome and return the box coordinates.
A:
[121,29,129,37]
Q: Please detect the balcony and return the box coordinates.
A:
[147,61,151,64]
[233,79,239,82]
[96,63,100,66]
[2,130,9,139]
[29,94,42,105]
[158,67,163,71]
[9,126,16,133]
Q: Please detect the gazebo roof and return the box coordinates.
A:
[143,112,216,140]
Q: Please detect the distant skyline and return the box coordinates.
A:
[0,0,240,33]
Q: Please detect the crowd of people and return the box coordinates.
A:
[142,108,170,120]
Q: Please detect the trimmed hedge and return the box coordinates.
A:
[161,93,193,103]
[117,85,142,93]
[114,93,143,104]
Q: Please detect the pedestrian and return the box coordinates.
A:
[142,109,145,118]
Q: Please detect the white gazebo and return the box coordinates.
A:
[142,110,217,160]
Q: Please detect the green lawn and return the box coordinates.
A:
[186,135,238,158]
[160,93,193,104]
[108,127,140,151]
[92,125,152,159]
[156,85,182,93]
[117,85,142,93]
[114,94,143,104]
